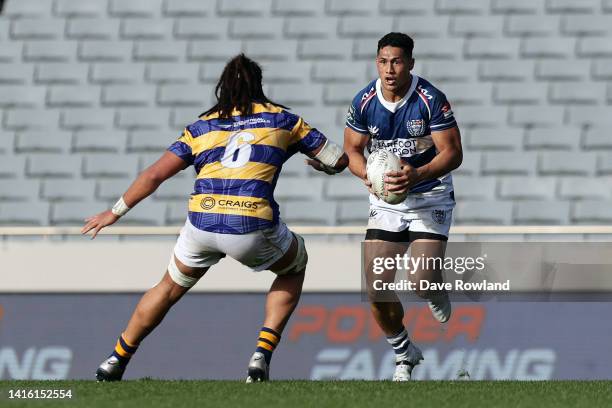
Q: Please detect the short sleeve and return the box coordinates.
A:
[430,92,457,132]
[289,115,326,154]
[345,93,369,135]
[167,128,195,165]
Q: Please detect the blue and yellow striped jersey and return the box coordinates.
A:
[167,103,326,234]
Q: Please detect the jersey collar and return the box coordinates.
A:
[375,74,419,113]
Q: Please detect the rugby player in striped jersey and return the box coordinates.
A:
[82,54,348,382]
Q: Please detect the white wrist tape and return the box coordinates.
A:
[314,139,343,169]
[111,197,130,217]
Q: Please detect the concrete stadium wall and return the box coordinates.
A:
[3,231,612,292]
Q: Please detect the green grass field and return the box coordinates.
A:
[1,380,611,408]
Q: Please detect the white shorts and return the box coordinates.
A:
[173,218,293,271]
[366,192,455,242]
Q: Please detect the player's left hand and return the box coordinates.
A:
[305,159,337,175]
[81,210,120,239]
[384,163,418,194]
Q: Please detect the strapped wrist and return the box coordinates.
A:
[111,197,130,217]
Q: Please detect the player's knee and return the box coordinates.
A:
[273,233,308,276]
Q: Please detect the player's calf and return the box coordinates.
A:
[96,257,205,381]
[246,233,307,383]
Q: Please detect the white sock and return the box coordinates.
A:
[386,328,411,362]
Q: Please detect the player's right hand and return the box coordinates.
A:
[81,210,120,239]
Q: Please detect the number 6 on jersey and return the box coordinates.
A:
[221,131,255,168]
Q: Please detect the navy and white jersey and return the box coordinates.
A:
[346,75,458,210]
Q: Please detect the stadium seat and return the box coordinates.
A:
[127,130,175,153]
[479,60,534,81]
[455,201,513,225]
[0,156,25,178]
[103,85,156,107]
[514,201,571,225]
[538,152,595,176]
[0,63,35,84]
[42,179,96,201]
[83,154,138,178]
[452,176,497,201]
[54,0,108,17]
[498,178,556,200]
[153,177,197,201]
[48,85,100,108]
[0,202,50,225]
[337,200,369,225]
[163,0,212,17]
[244,40,298,61]
[525,127,580,151]
[380,0,432,15]
[325,177,367,200]
[279,201,337,225]
[121,18,173,40]
[90,63,146,84]
[27,154,81,178]
[558,178,610,200]
[467,127,522,151]
[284,17,337,38]
[147,63,199,84]
[573,201,612,223]
[16,130,72,153]
[0,179,41,201]
[482,152,536,175]
[96,178,133,200]
[73,130,127,153]
[275,177,324,201]
[583,127,612,150]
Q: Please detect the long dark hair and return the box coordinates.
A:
[202,54,287,119]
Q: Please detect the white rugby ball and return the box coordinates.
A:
[366,150,408,205]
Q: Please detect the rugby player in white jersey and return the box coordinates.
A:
[344,33,463,381]
[82,54,348,382]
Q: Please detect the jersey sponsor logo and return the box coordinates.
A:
[432,209,446,224]
[367,125,379,137]
[218,198,259,210]
[406,119,426,137]
[225,117,271,128]
[200,197,216,210]
[371,138,420,157]
[201,196,260,211]
[369,209,378,218]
